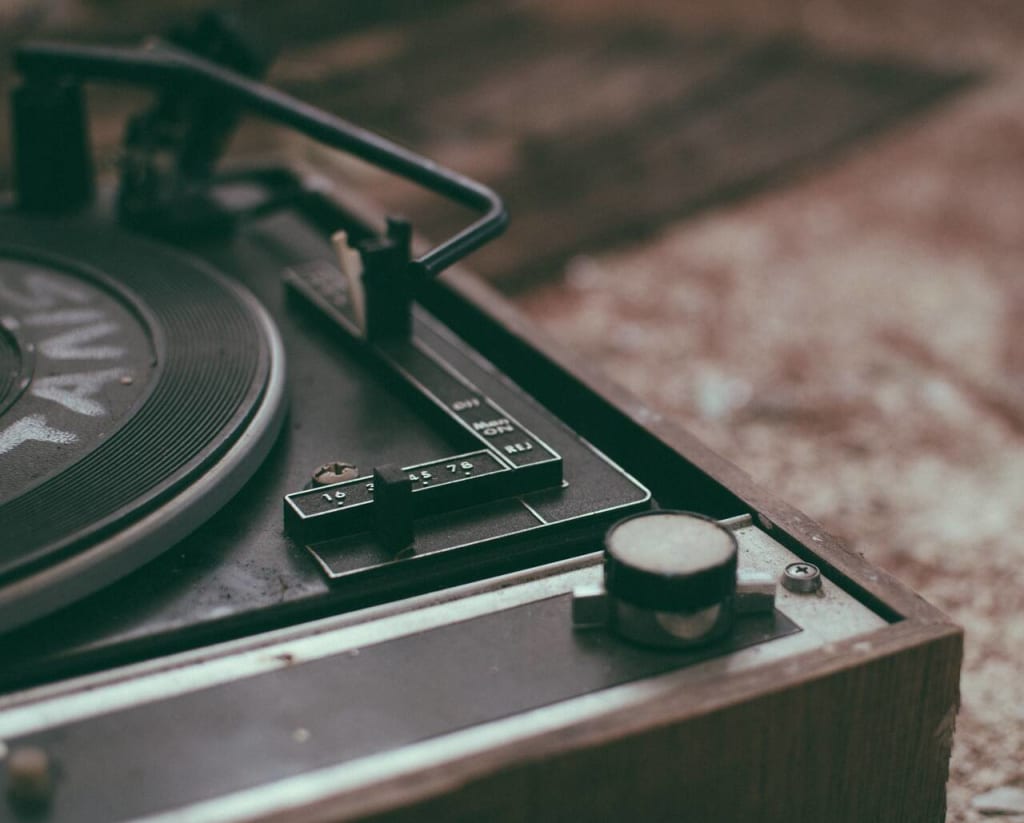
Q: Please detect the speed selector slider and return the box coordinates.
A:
[573,511,773,648]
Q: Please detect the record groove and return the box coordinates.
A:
[0,215,283,586]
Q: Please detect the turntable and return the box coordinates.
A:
[0,17,960,823]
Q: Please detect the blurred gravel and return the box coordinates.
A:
[516,62,1024,821]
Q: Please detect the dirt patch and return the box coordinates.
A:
[516,73,1024,821]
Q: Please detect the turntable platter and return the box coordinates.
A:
[0,215,286,631]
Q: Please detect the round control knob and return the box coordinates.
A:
[605,511,738,610]
[603,511,738,647]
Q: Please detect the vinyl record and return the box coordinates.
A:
[0,214,286,631]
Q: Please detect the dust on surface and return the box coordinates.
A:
[3,1,1023,817]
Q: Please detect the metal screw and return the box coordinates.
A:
[782,561,822,594]
[312,461,359,487]
[5,745,54,811]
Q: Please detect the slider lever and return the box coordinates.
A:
[372,464,414,554]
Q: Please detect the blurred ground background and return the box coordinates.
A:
[2,1,1023,819]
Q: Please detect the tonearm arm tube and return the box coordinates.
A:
[13,39,508,280]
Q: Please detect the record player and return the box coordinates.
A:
[0,16,961,823]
